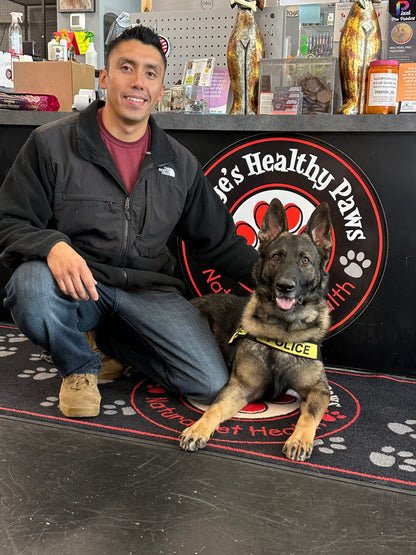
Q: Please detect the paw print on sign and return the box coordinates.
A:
[340,250,371,278]
[235,201,305,248]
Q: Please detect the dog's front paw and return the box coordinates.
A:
[282,437,313,462]
[179,424,211,452]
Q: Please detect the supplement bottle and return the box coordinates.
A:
[365,60,399,114]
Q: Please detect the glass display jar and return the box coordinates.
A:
[364,60,399,114]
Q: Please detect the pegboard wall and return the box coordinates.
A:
[0,1,56,55]
[131,7,285,87]
[0,1,23,21]
[0,1,23,51]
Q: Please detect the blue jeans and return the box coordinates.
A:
[4,261,229,403]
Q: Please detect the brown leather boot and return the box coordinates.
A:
[59,373,101,418]
[85,330,123,380]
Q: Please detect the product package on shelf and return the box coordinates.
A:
[258,57,341,115]
[0,92,59,111]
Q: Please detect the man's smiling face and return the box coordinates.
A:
[98,39,165,141]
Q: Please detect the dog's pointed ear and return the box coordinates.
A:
[258,199,288,244]
[304,202,333,259]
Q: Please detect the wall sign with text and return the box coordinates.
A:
[179,135,388,336]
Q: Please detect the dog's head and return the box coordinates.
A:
[254,198,332,312]
[230,0,264,11]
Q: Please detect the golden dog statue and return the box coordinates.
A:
[338,0,382,114]
[227,0,265,114]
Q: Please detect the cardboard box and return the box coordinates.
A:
[13,61,95,112]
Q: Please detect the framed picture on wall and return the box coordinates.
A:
[58,0,95,12]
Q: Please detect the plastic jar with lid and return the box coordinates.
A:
[364,60,399,114]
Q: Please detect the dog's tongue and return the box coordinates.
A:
[276,297,296,310]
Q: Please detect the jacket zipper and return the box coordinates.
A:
[138,181,148,237]
[117,180,148,277]
[124,197,131,222]
[117,196,131,273]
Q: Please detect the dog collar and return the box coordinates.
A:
[229,327,320,360]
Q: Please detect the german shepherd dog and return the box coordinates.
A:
[179,198,333,462]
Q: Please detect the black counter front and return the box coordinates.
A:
[0,112,414,377]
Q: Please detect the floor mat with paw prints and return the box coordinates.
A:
[0,323,415,494]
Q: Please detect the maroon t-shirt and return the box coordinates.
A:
[97,107,150,194]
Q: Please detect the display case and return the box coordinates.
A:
[258,57,342,115]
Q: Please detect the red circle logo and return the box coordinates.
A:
[179,134,387,336]
[131,378,359,446]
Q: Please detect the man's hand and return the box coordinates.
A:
[47,242,99,301]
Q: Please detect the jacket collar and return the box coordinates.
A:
[77,99,176,167]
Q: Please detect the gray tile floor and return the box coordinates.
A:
[0,416,414,554]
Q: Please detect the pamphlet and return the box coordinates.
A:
[183,66,230,114]
[387,1,416,63]
[183,57,215,88]
[397,62,416,112]
[206,67,230,114]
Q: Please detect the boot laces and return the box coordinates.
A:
[70,374,95,390]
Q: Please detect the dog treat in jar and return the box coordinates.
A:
[364,60,399,114]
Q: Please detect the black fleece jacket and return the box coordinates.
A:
[0,100,258,293]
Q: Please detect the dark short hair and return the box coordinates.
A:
[105,25,167,73]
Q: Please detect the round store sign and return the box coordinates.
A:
[179,134,388,336]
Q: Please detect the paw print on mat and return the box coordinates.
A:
[40,396,59,408]
[314,436,347,454]
[0,332,28,357]
[340,250,371,278]
[103,400,136,416]
[322,410,347,422]
[7,334,28,343]
[18,367,58,380]
[0,346,17,358]
[388,420,416,439]
[370,446,416,472]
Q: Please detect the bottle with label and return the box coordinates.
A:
[60,39,68,61]
[47,35,59,60]
[364,60,399,114]
[85,38,97,69]
[8,12,23,55]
